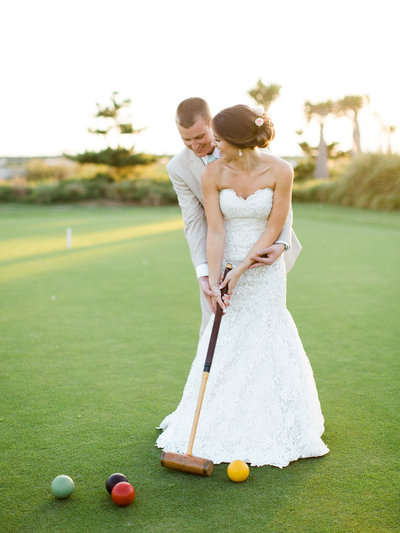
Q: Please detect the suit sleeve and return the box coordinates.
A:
[168,167,208,269]
[276,206,293,248]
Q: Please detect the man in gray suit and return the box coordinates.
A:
[167,97,301,335]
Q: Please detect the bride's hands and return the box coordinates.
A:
[219,267,242,296]
[210,281,230,313]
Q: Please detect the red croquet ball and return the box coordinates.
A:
[111,482,135,506]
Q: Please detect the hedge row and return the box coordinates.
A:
[1,154,399,210]
[0,176,178,206]
[293,153,400,210]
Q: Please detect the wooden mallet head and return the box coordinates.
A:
[161,451,214,476]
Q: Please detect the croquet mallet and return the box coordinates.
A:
[160,263,233,476]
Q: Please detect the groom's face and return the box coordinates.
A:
[177,118,214,158]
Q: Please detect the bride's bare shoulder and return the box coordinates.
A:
[201,158,223,185]
[262,152,293,170]
[262,153,293,180]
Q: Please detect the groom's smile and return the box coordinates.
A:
[177,118,215,158]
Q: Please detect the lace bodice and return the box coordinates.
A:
[220,188,274,266]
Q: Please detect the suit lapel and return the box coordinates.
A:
[189,151,205,203]
[189,151,205,180]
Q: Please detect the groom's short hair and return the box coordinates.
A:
[176,98,212,128]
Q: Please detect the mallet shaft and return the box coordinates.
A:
[186,264,232,456]
[186,371,209,456]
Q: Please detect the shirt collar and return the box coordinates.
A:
[201,147,221,165]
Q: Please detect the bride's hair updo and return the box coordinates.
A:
[212,104,275,149]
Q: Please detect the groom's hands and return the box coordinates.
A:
[249,243,285,268]
[199,276,230,314]
[198,276,215,313]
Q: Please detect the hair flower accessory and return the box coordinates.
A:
[255,117,264,127]
[254,105,264,116]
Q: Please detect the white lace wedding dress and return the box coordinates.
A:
[156,188,329,468]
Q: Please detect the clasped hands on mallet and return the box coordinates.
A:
[200,243,285,314]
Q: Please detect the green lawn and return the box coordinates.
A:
[0,203,399,532]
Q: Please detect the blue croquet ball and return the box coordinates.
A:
[106,473,128,494]
[51,475,74,499]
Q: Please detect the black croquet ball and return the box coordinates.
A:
[106,473,128,494]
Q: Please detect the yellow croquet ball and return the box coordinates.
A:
[227,460,249,482]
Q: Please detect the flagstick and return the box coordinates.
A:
[66,227,72,249]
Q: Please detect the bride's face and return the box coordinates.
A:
[212,131,236,157]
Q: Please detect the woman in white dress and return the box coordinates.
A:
[156,105,329,468]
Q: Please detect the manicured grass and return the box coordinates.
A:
[0,203,399,532]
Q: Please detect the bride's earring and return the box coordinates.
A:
[238,149,243,157]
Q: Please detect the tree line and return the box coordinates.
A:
[247,79,396,179]
[64,85,397,182]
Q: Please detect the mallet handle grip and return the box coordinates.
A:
[204,264,232,372]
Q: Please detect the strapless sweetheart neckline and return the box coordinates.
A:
[220,187,274,201]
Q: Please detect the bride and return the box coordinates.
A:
[156,104,329,468]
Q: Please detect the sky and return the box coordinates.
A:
[0,0,399,158]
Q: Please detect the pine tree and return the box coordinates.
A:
[66,92,157,179]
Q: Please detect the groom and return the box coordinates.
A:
[167,97,301,335]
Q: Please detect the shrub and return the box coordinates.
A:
[341,153,400,209]
[25,159,76,182]
[293,153,400,210]
[60,182,88,202]
[104,179,176,205]
[31,182,60,203]
[0,184,14,202]
[11,179,32,200]
[293,159,315,181]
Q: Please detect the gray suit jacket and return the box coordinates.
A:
[167,147,302,274]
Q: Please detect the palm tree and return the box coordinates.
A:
[386,125,397,153]
[304,100,335,178]
[335,95,369,157]
[375,113,398,153]
[248,79,282,111]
